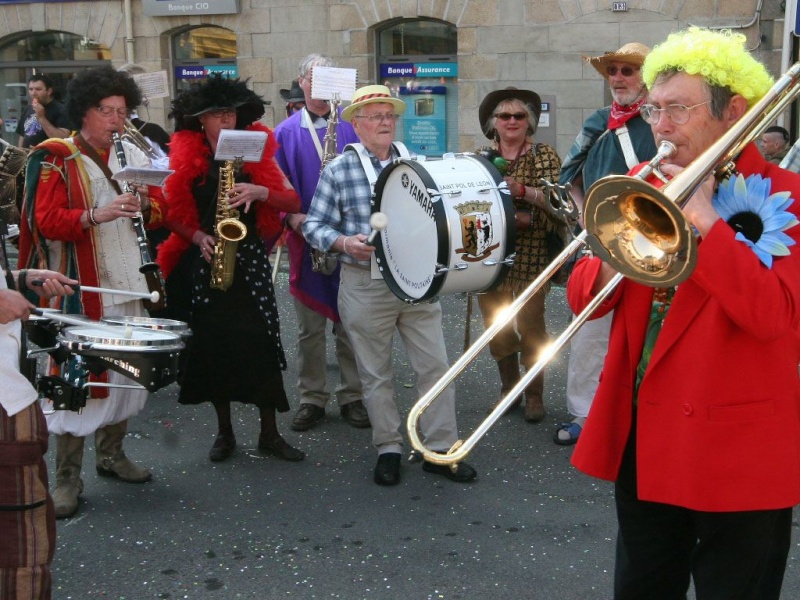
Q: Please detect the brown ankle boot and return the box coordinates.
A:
[490,354,522,414]
[95,420,152,483]
[53,433,85,519]
[523,372,546,423]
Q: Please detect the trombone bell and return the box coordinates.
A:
[583,176,697,287]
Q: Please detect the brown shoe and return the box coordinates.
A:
[340,400,371,428]
[290,404,325,431]
[258,435,305,461]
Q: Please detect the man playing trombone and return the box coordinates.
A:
[568,27,800,599]
[17,66,166,519]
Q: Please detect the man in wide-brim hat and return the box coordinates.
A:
[555,41,656,448]
[279,80,305,117]
[583,41,649,77]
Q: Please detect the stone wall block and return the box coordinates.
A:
[459,0,497,27]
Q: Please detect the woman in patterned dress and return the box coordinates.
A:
[158,75,304,462]
[476,88,566,422]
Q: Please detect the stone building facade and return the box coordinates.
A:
[0,0,791,157]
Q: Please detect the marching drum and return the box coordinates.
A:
[101,315,192,339]
[56,325,184,393]
[372,153,516,303]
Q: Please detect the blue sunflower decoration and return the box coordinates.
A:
[712,174,798,268]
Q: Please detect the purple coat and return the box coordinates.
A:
[274,108,359,321]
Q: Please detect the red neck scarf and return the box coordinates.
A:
[608,95,646,130]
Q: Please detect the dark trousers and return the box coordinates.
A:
[614,420,792,600]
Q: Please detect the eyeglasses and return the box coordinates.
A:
[495,112,527,121]
[206,108,237,119]
[355,113,400,123]
[606,65,639,77]
[640,101,712,125]
[95,105,130,118]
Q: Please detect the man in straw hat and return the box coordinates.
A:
[567,27,800,598]
[303,84,477,486]
[556,42,657,446]
[274,54,368,434]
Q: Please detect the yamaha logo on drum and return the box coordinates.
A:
[401,172,435,219]
[454,201,501,261]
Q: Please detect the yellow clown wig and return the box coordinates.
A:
[642,27,774,108]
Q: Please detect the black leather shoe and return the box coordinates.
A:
[209,433,236,462]
[290,404,325,431]
[258,435,305,462]
[373,453,401,486]
[340,400,371,428]
[422,460,477,483]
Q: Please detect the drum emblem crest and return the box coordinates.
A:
[454,201,500,261]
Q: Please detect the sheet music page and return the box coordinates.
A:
[131,71,170,101]
[311,67,357,101]
[112,166,174,187]
[214,130,267,162]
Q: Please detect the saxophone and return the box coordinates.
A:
[210,160,247,290]
[310,95,341,275]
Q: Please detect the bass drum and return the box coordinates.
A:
[373,153,515,303]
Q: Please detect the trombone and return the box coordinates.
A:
[407,61,800,469]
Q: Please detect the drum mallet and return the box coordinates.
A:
[366,212,388,245]
[33,280,160,305]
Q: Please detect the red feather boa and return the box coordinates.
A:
[157,123,289,278]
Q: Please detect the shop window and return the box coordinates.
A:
[172,26,238,93]
[377,19,458,154]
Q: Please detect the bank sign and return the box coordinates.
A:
[175,65,239,80]
[142,0,240,16]
[380,63,458,79]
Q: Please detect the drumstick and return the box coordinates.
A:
[366,212,389,245]
[32,309,134,339]
[32,280,160,305]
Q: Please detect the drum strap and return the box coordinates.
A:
[343,142,411,187]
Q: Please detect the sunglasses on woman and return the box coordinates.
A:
[606,65,639,77]
[495,112,527,122]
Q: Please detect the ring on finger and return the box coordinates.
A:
[122,204,126,211]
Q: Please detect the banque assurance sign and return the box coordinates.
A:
[142,0,240,16]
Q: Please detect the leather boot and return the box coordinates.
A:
[95,420,152,483]
[523,371,546,423]
[489,354,522,414]
[52,433,85,519]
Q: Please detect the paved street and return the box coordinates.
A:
[42,271,799,599]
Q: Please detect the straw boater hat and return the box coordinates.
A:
[341,84,406,122]
[584,42,650,78]
[478,87,542,139]
[279,80,304,103]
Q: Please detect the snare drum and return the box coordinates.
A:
[57,325,184,392]
[373,153,515,303]
[101,315,192,339]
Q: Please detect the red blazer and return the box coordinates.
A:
[568,144,800,512]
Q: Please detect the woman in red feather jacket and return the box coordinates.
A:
[159,75,303,463]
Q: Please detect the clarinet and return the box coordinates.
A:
[111,132,166,311]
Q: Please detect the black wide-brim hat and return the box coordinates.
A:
[279,80,304,103]
[170,74,267,132]
[478,87,542,139]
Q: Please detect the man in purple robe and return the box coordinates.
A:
[274,53,369,431]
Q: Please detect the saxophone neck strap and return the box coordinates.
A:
[74,133,123,195]
[302,108,325,161]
